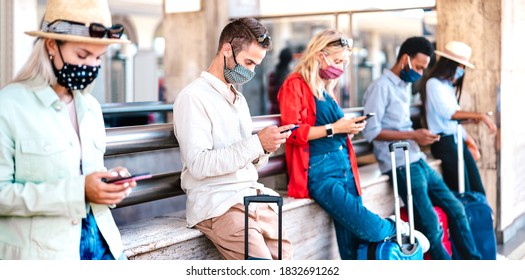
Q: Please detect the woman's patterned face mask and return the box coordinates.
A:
[51,45,100,90]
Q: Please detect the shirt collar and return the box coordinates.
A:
[200,71,241,104]
[26,77,90,114]
[384,69,408,87]
[26,78,60,107]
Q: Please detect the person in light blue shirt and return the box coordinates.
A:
[0,0,135,260]
[422,41,497,196]
[362,36,482,260]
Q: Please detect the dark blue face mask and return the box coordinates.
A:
[400,56,422,83]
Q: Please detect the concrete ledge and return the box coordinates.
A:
[120,195,339,260]
[120,159,441,260]
[119,212,221,260]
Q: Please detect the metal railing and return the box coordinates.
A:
[105,104,422,208]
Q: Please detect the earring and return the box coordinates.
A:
[49,53,53,61]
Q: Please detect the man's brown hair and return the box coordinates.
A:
[217,17,272,54]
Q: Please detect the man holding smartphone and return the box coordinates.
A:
[172,17,294,260]
[362,36,482,260]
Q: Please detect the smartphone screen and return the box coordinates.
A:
[103,172,152,184]
[281,125,299,134]
[357,113,375,123]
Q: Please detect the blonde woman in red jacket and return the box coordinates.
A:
[278,29,428,259]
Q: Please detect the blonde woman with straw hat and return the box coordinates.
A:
[0,0,134,260]
[421,41,497,197]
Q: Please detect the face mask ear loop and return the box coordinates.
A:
[322,52,331,66]
[224,44,239,71]
[56,42,66,66]
[406,55,413,70]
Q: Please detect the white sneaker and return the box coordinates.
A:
[413,230,430,253]
[386,216,430,253]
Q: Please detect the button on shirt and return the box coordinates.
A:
[173,72,277,228]
[425,77,465,143]
[362,69,425,173]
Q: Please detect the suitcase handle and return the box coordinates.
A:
[457,123,466,194]
[244,194,283,260]
[389,141,409,152]
[389,141,416,246]
[244,194,284,206]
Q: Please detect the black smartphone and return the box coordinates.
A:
[281,125,299,134]
[103,172,152,184]
[356,113,375,123]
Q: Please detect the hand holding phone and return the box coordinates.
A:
[103,172,152,184]
[356,113,375,124]
[281,125,299,134]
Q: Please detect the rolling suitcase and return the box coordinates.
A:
[452,124,497,260]
[401,206,452,259]
[244,194,283,260]
[356,141,423,260]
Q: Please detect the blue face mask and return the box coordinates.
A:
[454,67,465,81]
[400,56,422,83]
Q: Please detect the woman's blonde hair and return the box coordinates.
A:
[294,29,352,99]
[12,38,57,85]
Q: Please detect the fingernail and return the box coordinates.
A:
[110,171,118,177]
[119,170,129,177]
[123,182,130,188]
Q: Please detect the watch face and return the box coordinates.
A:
[326,124,334,137]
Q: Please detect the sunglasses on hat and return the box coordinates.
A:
[88,22,124,39]
[46,19,124,39]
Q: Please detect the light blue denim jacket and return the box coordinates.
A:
[0,78,124,259]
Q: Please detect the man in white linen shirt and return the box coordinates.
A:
[172,17,294,260]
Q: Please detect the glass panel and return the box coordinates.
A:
[244,15,336,116]
[350,8,437,107]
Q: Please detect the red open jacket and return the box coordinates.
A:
[277,72,362,198]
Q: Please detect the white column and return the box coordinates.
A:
[1,0,38,88]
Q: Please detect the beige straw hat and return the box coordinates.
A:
[434,41,474,68]
[25,0,130,45]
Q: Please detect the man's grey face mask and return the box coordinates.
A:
[223,47,255,85]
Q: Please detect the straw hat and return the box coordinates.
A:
[25,0,130,45]
[434,41,474,68]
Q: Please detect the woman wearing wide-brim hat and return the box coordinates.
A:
[0,0,134,260]
[421,41,497,196]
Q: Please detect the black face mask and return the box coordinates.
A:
[51,45,100,90]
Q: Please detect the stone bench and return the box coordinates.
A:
[111,108,435,259]
[119,158,445,260]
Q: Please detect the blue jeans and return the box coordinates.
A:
[308,147,396,260]
[431,135,486,195]
[80,210,116,260]
[386,159,482,260]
